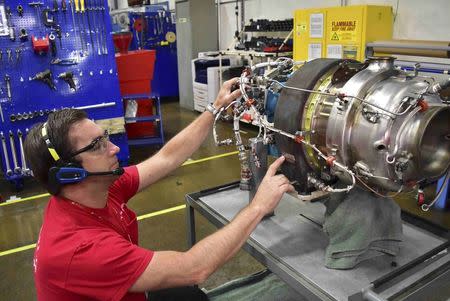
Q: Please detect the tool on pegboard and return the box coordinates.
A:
[68,0,81,52]
[0,131,12,176]
[0,0,130,190]
[71,0,85,53]
[55,25,62,47]
[19,28,28,40]
[31,69,56,90]
[42,6,56,27]
[31,34,50,54]
[28,2,43,29]
[9,130,21,174]
[6,48,11,61]
[97,0,107,54]
[4,74,11,100]
[50,57,77,65]
[17,129,30,175]
[0,101,4,123]
[58,71,76,90]
[0,1,9,36]
[74,0,87,53]
[16,4,23,16]
[15,47,20,61]
[5,5,15,40]
[82,0,95,53]
[60,0,67,23]
[49,32,57,56]
[52,0,59,23]
[87,0,100,55]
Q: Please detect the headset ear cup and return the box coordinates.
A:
[48,166,62,195]
[47,161,83,195]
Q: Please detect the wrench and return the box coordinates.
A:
[158,11,164,35]
[17,129,30,175]
[0,103,4,123]
[0,132,13,176]
[5,74,12,100]
[9,130,21,173]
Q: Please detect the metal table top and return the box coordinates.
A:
[185,183,449,301]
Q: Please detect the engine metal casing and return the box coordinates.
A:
[275,57,450,193]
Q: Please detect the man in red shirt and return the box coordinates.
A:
[25,78,294,301]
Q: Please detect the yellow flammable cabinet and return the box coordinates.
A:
[293,5,393,62]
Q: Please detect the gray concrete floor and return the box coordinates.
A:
[0,100,448,300]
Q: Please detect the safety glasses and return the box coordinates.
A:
[69,130,110,158]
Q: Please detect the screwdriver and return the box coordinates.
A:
[74,0,86,53]
[82,0,95,52]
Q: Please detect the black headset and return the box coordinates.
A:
[41,122,124,195]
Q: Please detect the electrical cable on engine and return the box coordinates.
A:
[356,174,405,198]
[250,57,297,72]
[268,79,419,118]
[253,106,356,193]
[212,99,242,146]
[385,106,422,164]
[367,174,391,181]
[237,65,359,192]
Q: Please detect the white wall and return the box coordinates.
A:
[217,0,450,49]
[115,0,449,49]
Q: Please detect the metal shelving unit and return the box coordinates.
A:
[123,94,164,146]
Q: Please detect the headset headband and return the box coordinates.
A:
[41,122,61,162]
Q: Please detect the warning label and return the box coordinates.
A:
[329,20,357,42]
[331,20,356,32]
[331,32,339,41]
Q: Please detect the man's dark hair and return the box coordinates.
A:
[24,109,88,193]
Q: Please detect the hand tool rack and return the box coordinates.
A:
[0,0,128,189]
[127,3,179,98]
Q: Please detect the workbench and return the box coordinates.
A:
[185,182,450,301]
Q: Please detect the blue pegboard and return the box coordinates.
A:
[0,0,128,188]
[127,4,179,98]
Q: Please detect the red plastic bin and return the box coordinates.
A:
[115,49,156,95]
[115,49,157,138]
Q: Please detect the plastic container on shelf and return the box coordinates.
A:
[114,33,158,139]
[115,50,156,95]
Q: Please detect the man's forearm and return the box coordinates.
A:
[132,157,291,291]
[184,203,265,281]
[129,204,265,291]
[137,111,215,189]
[160,111,214,169]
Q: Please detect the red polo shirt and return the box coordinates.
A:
[34,166,153,301]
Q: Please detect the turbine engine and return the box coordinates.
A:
[213,57,449,207]
[274,57,449,196]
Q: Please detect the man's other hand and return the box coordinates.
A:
[250,156,295,216]
[213,78,242,109]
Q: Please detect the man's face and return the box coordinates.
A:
[68,119,120,176]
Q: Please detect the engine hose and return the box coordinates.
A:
[421,170,450,211]
[234,114,251,189]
